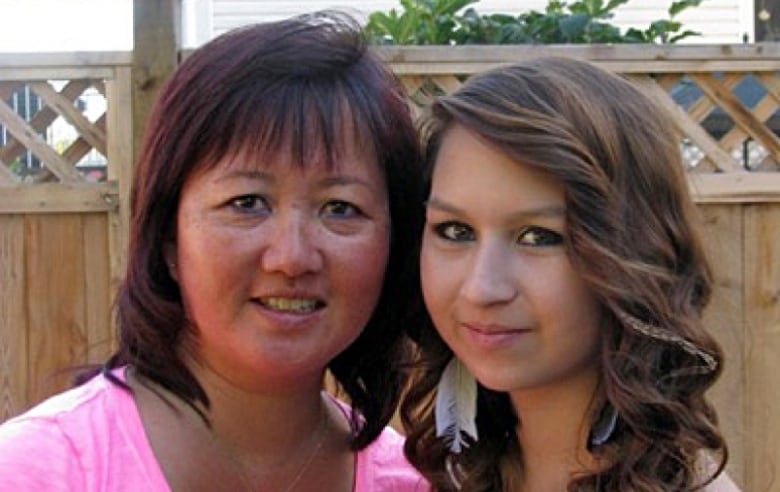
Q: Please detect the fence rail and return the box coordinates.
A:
[1,46,779,490]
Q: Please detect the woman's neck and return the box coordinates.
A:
[187,359,329,458]
[129,362,355,491]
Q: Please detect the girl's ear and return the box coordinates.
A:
[164,242,178,282]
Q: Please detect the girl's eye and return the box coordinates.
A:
[517,227,562,247]
[433,222,475,242]
[229,194,269,213]
[322,200,361,218]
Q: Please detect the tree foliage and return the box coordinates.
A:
[366,0,703,45]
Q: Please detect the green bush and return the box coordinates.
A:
[366,0,703,45]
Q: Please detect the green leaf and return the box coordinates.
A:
[669,29,701,43]
[623,27,649,43]
[559,14,590,41]
[585,0,604,15]
[670,0,703,18]
[605,0,631,12]
[436,0,478,16]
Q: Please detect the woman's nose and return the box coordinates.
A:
[459,242,517,306]
[261,213,324,277]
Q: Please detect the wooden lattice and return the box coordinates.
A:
[399,71,780,173]
[0,79,107,184]
[382,44,780,203]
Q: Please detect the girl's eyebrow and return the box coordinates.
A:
[425,196,565,220]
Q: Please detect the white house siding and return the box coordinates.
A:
[194,0,754,46]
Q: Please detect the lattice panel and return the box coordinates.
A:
[0,79,107,184]
[401,75,465,118]
[398,71,780,175]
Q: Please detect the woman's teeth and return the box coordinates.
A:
[260,298,320,313]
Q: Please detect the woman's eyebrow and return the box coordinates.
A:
[212,169,275,184]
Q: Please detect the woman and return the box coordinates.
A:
[0,12,426,491]
[402,57,740,491]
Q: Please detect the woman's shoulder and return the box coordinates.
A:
[0,367,167,491]
[326,395,428,491]
[0,370,116,434]
[0,372,120,488]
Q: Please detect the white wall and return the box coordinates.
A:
[185,0,755,46]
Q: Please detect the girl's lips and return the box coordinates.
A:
[462,323,531,349]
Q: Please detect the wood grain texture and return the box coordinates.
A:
[82,213,114,363]
[744,204,780,491]
[23,214,88,404]
[699,205,745,487]
[0,215,27,421]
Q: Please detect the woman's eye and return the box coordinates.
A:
[322,200,361,218]
[433,222,475,242]
[229,194,269,213]
[517,227,562,247]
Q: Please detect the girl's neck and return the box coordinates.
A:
[509,370,602,490]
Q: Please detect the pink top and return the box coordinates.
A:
[0,368,427,491]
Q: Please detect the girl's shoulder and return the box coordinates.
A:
[698,453,741,492]
[704,471,742,492]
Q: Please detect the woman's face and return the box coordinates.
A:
[172,144,390,391]
[421,125,601,398]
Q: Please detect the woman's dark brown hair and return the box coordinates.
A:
[94,11,424,449]
[402,57,727,490]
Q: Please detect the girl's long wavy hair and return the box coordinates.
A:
[402,57,727,491]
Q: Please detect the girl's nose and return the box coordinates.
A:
[459,242,517,306]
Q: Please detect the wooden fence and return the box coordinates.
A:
[1,45,779,490]
[0,52,132,418]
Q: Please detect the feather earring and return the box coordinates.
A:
[435,357,478,454]
[587,403,619,451]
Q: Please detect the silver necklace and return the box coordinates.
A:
[281,401,329,492]
[204,398,330,492]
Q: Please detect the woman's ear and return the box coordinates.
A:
[164,242,178,282]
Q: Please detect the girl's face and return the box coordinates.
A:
[421,125,602,399]
[172,144,390,391]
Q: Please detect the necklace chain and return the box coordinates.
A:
[206,396,330,492]
[281,400,329,492]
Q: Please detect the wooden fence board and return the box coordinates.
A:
[744,204,780,491]
[0,215,27,421]
[106,66,133,292]
[82,213,114,363]
[23,214,88,404]
[0,182,118,214]
[699,205,745,486]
